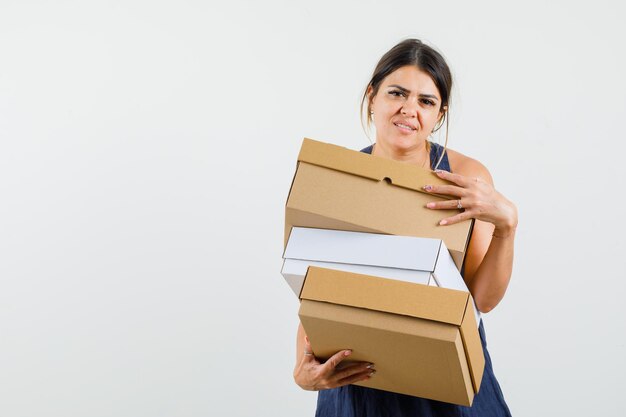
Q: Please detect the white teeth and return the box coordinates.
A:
[395,123,414,130]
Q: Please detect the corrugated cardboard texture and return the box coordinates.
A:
[285,138,474,269]
[299,267,483,406]
[459,297,485,393]
[300,300,475,406]
[298,138,451,192]
[301,267,468,325]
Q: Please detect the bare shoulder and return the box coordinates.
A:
[445,147,494,185]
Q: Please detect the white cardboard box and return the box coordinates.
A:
[282,227,481,325]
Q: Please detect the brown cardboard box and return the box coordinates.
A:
[285,138,483,405]
[285,138,473,269]
[299,267,484,406]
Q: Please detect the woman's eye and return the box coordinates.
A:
[388,90,405,97]
[421,99,435,106]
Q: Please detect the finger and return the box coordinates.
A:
[434,169,471,187]
[422,184,467,197]
[439,210,473,226]
[302,335,316,363]
[333,362,374,382]
[320,349,352,375]
[336,368,376,386]
[426,199,464,210]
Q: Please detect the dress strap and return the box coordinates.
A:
[429,142,451,172]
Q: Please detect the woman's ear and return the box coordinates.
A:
[438,105,448,122]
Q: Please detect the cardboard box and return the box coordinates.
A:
[284,139,483,404]
[285,138,474,269]
[299,267,485,406]
[282,227,480,326]
[282,227,437,295]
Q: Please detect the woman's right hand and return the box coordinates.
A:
[294,323,375,391]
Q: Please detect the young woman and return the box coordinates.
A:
[293,39,517,417]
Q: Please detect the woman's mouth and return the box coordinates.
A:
[394,122,416,132]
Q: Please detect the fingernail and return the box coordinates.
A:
[439,219,448,225]
[369,370,376,376]
[305,336,309,343]
[423,185,432,191]
[426,202,435,208]
[344,350,352,356]
[366,364,375,369]
[434,169,444,174]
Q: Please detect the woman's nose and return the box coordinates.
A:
[401,98,418,117]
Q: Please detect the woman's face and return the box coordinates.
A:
[369,65,444,153]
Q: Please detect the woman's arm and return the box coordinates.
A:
[463,216,516,313]
[423,158,518,313]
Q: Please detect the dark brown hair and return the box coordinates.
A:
[361,39,453,133]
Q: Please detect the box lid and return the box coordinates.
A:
[299,138,452,196]
[300,266,484,394]
[286,138,474,269]
[284,227,442,272]
[300,266,469,326]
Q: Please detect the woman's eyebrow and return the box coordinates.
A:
[419,94,439,101]
[388,84,439,100]
[388,84,410,93]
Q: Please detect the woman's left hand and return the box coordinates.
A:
[423,170,518,234]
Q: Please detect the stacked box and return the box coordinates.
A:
[283,138,483,406]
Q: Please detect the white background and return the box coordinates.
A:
[1,1,625,416]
